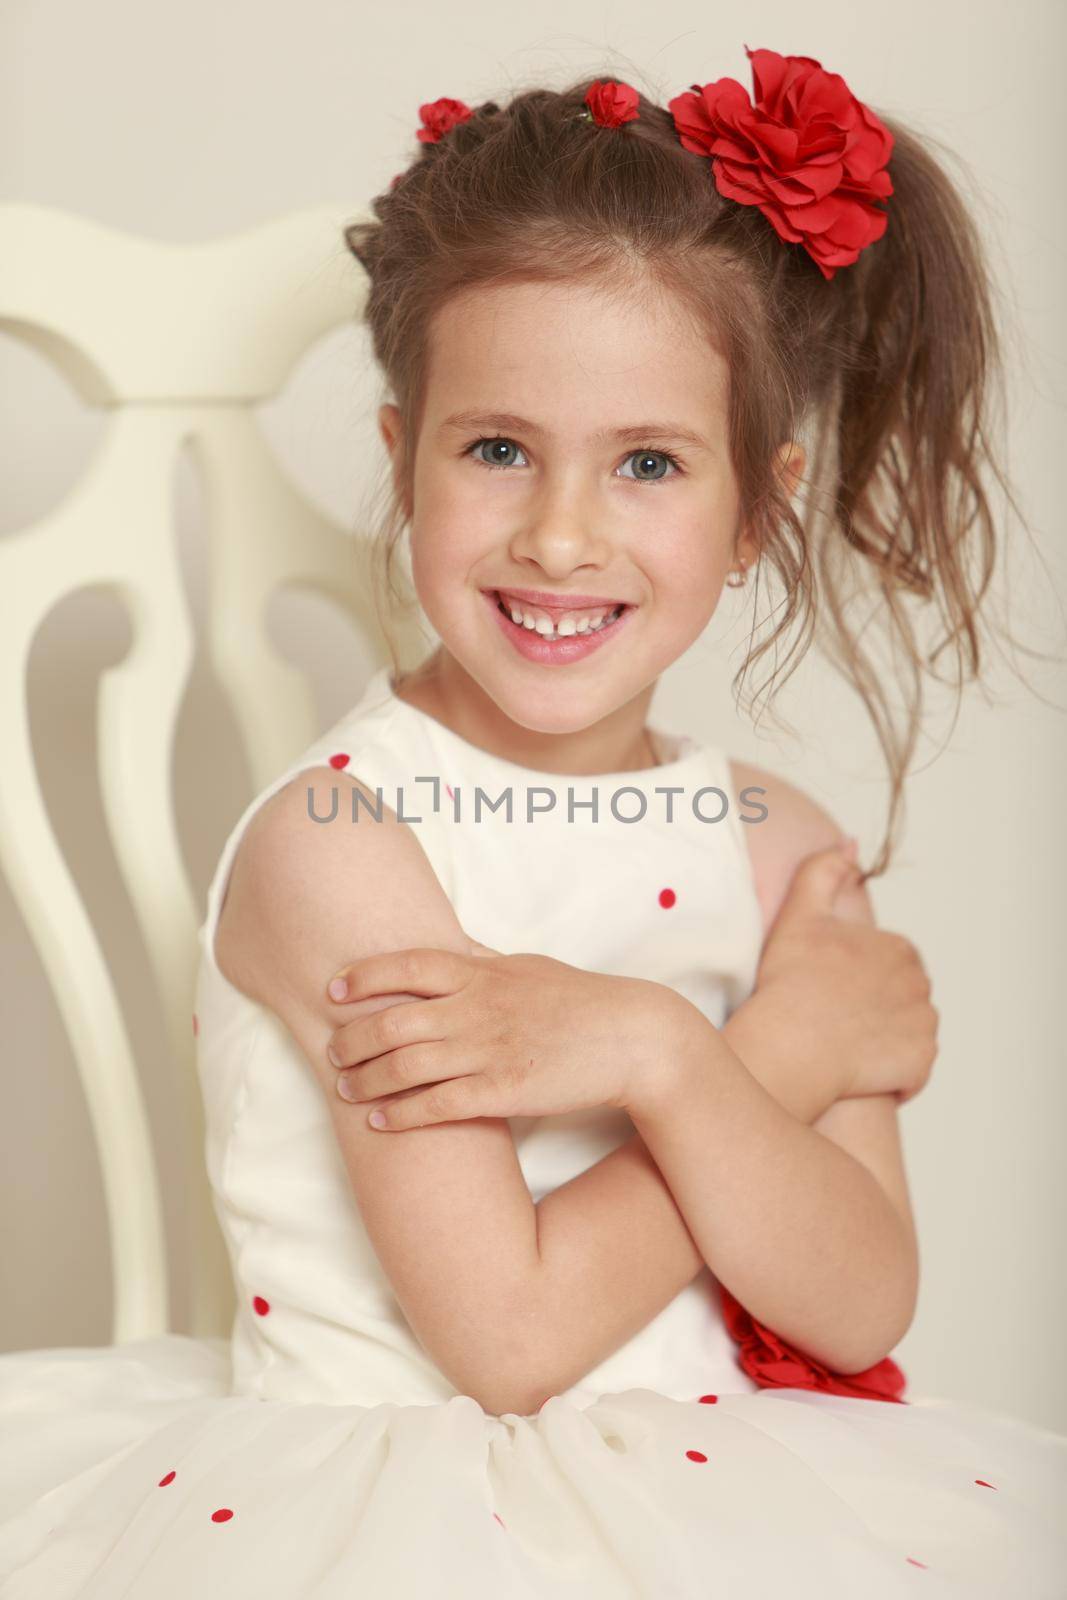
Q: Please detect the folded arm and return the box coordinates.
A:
[533,987,918,1383]
[535,808,920,1381]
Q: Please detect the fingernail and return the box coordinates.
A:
[327,1043,341,1067]
[328,978,347,1001]
[338,1077,357,1101]
[368,1110,387,1128]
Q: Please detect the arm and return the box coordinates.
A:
[223,767,730,1411]
[532,997,916,1390]
[216,767,543,1417]
[532,817,920,1386]
[625,1011,918,1374]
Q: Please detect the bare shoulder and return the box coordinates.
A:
[215,764,462,1007]
[727,757,853,935]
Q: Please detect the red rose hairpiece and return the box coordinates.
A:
[668,45,894,280]
[581,80,640,128]
[416,97,473,144]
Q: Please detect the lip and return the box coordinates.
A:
[483,588,634,664]
[485,587,632,617]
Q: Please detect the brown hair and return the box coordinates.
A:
[344,72,1051,880]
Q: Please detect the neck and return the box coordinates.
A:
[394,652,661,775]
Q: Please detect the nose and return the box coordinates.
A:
[507,477,614,580]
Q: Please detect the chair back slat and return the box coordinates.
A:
[0,202,411,1342]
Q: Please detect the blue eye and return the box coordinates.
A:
[617,451,684,480]
[463,438,684,480]
[470,438,531,467]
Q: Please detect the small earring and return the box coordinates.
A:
[725,563,749,589]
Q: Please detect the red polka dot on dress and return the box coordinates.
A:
[658,887,676,908]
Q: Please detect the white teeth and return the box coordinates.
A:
[496,593,625,640]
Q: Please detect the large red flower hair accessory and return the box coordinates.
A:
[668,46,894,280]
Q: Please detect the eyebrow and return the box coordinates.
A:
[439,409,711,451]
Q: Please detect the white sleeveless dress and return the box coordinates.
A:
[1,663,1065,1598]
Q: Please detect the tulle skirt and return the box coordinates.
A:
[1,1335,1065,1599]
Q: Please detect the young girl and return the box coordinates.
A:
[1,52,1065,1600]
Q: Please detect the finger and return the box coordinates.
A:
[337,1041,453,1103]
[769,846,860,933]
[365,1077,481,1131]
[328,995,446,1068]
[326,947,470,1004]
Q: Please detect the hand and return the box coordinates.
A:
[323,941,688,1130]
[743,845,939,1108]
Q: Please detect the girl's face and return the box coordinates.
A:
[379,276,796,747]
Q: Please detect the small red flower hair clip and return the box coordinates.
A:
[416,97,473,144]
[719,1283,909,1403]
[581,80,640,128]
[668,45,893,280]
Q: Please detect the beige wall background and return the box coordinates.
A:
[2,0,1064,1431]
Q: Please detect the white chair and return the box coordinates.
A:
[0,203,421,1345]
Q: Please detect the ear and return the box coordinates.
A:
[775,440,807,500]
[378,403,412,518]
[732,441,807,572]
[378,402,402,460]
